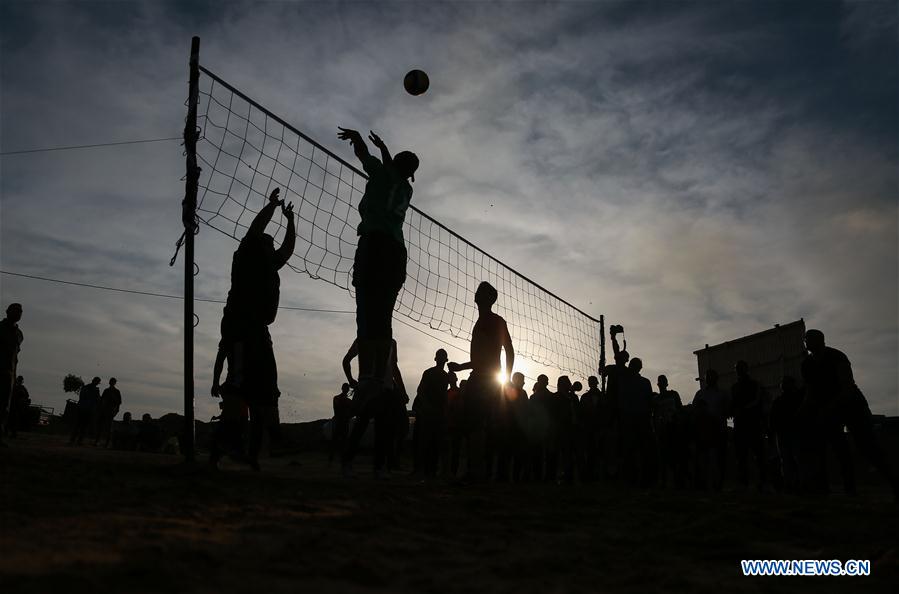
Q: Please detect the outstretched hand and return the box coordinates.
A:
[268,187,282,205]
[281,201,295,220]
[447,362,460,372]
[338,127,362,142]
[368,131,385,148]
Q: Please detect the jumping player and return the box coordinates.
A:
[213,187,295,471]
[337,127,418,408]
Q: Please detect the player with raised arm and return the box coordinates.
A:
[337,127,418,411]
[448,281,515,482]
[212,188,295,471]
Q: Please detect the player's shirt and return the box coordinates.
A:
[692,386,729,424]
[357,155,413,245]
[469,312,509,375]
[653,390,682,425]
[333,393,353,421]
[0,318,23,373]
[100,387,122,413]
[78,384,101,409]
[731,377,763,427]
[225,234,281,330]
[415,366,450,419]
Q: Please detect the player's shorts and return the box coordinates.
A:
[220,323,280,406]
[463,373,501,434]
[352,232,407,340]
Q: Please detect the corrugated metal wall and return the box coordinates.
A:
[694,320,806,399]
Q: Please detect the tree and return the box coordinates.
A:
[63,374,84,396]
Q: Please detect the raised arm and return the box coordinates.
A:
[342,339,359,389]
[338,127,372,165]
[274,201,296,269]
[447,361,472,373]
[247,188,282,238]
[368,131,392,165]
[611,325,622,359]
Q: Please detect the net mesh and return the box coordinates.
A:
[194,67,603,380]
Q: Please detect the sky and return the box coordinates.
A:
[1,0,897,422]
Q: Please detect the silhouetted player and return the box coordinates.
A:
[653,375,683,488]
[413,349,450,478]
[329,383,353,466]
[0,303,24,445]
[770,375,803,491]
[801,329,899,499]
[692,369,729,490]
[337,127,418,409]
[214,187,296,471]
[71,377,101,446]
[95,378,122,447]
[7,376,30,438]
[731,361,767,490]
[448,281,514,482]
[341,338,408,478]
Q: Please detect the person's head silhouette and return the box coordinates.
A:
[804,329,826,355]
[615,350,630,366]
[435,349,448,367]
[588,375,599,389]
[474,281,498,310]
[657,374,668,391]
[392,151,419,182]
[629,358,643,374]
[512,372,525,389]
[5,303,22,323]
[91,377,101,386]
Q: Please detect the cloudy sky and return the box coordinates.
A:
[1,0,897,422]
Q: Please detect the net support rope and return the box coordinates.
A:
[194,66,603,380]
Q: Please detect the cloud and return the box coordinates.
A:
[1,1,896,420]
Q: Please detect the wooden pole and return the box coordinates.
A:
[182,36,201,462]
[599,315,606,392]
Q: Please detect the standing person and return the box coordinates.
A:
[506,372,530,482]
[95,378,123,447]
[215,187,296,471]
[7,376,31,438]
[730,361,768,490]
[618,359,655,487]
[801,329,899,499]
[70,377,101,446]
[337,127,418,407]
[554,376,578,484]
[529,375,554,482]
[446,374,464,477]
[0,303,24,445]
[770,375,804,492]
[413,349,450,478]
[329,383,353,467]
[578,376,602,482]
[653,375,683,488]
[448,281,514,483]
[600,324,628,478]
[341,338,408,479]
[692,369,729,490]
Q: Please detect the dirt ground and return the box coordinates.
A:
[1,432,897,594]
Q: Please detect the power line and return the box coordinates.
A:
[0,270,354,314]
[2,269,538,381]
[0,137,183,156]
